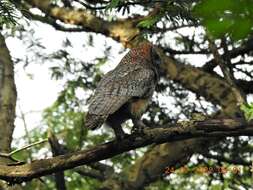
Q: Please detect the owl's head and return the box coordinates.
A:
[138,43,162,66]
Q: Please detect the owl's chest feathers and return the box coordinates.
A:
[106,97,150,125]
[129,98,150,117]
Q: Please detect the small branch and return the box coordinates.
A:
[18,104,33,161]
[202,38,253,72]
[0,118,252,184]
[234,67,253,79]
[0,139,48,158]
[88,162,113,173]
[208,39,246,106]
[48,131,67,190]
[163,47,210,55]
[30,13,88,32]
[48,130,110,181]
[74,0,165,10]
[201,152,251,166]
[152,23,196,33]
[74,166,105,181]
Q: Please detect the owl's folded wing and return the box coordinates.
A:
[86,67,155,130]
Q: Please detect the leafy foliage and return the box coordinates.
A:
[240,103,253,121]
[105,0,121,11]
[193,0,253,40]
[0,0,19,26]
[138,1,195,29]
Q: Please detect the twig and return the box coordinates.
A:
[208,38,246,106]
[48,130,67,190]
[201,152,251,166]
[18,103,33,161]
[0,139,48,158]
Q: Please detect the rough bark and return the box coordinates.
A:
[0,33,22,190]
[0,34,16,155]
[0,118,252,184]
[48,132,67,190]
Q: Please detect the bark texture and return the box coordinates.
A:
[0,33,22,190]
[0,118,251,184]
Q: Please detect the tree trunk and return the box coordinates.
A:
[0,33,22,190]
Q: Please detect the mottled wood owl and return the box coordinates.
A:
[85,42,161,140]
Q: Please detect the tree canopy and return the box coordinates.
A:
[0,0,252,190]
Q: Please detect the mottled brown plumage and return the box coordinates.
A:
[85,43,161,139]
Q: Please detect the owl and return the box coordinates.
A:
[85,42,161,140]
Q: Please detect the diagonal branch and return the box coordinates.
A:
[208,39,246,106]
[0,118,252,184]
[48,131,67,190]
[202,38,253,72]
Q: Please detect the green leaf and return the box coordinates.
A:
[193,0,253,40]
[106,0,120,11]
[137,15,161,29]
[205,18,233,37]
[240,103,253,121]
[231,18,252,40]
[193,0,235,17]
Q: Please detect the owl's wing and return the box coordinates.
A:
[88,65,155,116]
[86,64,155,130]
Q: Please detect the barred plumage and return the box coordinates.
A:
[85,42,161,139]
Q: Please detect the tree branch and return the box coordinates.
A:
[0,118,252,184]
[0,31,23,190]
[163,46,210,55]
[0,139,48,158]
[208,39,246,106]
[0,33,17,155]
[48,131,67,190]
[201,152,251,166]
[202,38,253,72]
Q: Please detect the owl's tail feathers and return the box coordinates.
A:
[85,113,105,130]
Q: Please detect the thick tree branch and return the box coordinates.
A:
[0,33,22,190]
[0,118,252,184]
[24,0,141,45]
[48,131,109,181]
[0,34,17,155]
